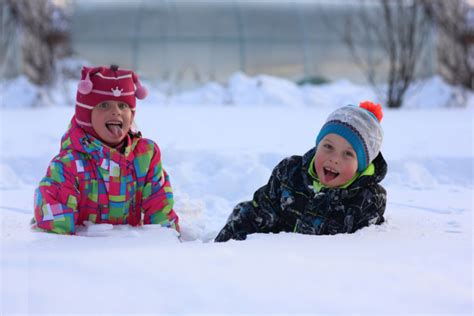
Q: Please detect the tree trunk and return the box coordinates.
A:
[342,0,431,108]
[6,0,71,86]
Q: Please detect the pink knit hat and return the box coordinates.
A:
[75,65,147,138]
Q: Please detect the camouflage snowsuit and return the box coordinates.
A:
[215,147,387,242]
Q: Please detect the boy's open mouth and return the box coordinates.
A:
[323,166,339,181]
[105,121,123,137]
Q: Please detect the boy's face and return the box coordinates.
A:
[314,133,358,188]
[91,100,133,147]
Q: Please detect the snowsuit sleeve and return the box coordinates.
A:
[294,183,386,235]
[141,142,180,232]
[33,157,80,234]
[352,184,386,231]
[214,161,284,242]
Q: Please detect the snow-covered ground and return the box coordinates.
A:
[1,74,473,314]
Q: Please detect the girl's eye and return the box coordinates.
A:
[118,103,129,110]
[98,102,108,109]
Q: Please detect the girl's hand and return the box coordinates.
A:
[76,221,114,237]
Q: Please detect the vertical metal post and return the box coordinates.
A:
[0,2,21,78]
[296,2,310,79]
[427,18,436,78]
[233,0,246,73]
[131,0,144,71]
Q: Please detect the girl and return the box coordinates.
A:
[33,65,179,234]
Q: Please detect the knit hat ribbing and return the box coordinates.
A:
[75,65,147,138]
[316,102,384,172]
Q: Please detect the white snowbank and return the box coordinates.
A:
[0,68,473,313]
[1,70,472,109]
[1,104,472,314]
[0,76,38,108]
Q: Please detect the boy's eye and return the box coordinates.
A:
[323,143,333,150]
[345,151,355,158]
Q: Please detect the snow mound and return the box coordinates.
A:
[0,76,38,108]
[0,163,24,189]
[227,72,305,107]
[3,70,471,109]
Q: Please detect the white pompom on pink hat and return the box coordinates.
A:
[75,65,147,137]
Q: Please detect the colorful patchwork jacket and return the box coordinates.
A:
[33,120,179,234]
[215,147,387,242]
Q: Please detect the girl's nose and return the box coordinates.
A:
[110,105,121,115]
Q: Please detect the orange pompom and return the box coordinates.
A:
[359,101,383,122]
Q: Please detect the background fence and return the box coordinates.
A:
[1,0,436,90]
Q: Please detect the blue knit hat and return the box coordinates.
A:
[316,102,383,172]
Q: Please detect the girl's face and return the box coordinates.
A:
[314,133,358,188]
[91,100,133,147]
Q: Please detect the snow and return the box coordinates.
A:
[1,73,473,314]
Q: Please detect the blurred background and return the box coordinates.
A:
[0,0,473,107]
[66,0,437,87]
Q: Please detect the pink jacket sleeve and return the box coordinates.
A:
[141,142,180,232]
[33,158,80,234]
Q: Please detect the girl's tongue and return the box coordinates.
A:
[107,124,123,138]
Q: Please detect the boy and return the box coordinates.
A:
[215,101,387,242]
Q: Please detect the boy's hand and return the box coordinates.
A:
[294,217,323,235]
[75,221,114,237]
[214,224,234,242]
[214,224,247,242]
